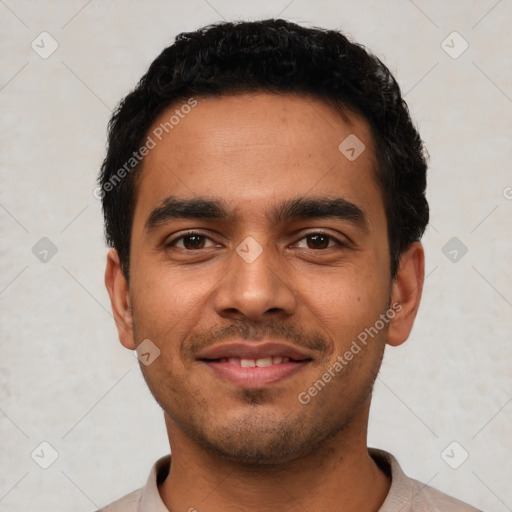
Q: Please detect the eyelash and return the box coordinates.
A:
[165,230,346,251]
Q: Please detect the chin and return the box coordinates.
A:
[185,407,343,466]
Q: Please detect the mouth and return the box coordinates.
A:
[208,356,296,367]
[200,358,311,387]
[198,341,313,387]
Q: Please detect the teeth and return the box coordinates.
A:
[256,357,273,367]
[223,357,291,367]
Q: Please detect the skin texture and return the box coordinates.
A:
[105,92,424,512]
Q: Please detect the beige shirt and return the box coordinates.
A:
[98,448,482,511]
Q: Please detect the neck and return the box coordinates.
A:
[159,402,390,512]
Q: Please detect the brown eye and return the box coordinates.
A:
[306,234,331,249]
[181,235,206,250]
[167,233,217,250]
[294,233,339,250]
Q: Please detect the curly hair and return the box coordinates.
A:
[98,18,429,279]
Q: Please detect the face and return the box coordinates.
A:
[106,92,423,465]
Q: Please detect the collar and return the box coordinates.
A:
[136,448,469,512]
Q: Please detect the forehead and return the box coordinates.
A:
[133,92,382,224]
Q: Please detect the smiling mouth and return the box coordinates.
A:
[200,356,312,387]
[203,356,304,367]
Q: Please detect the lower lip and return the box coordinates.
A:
[201,360,309,387]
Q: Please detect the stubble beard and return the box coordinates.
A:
[160,372,378,468]
[134,313,385,468]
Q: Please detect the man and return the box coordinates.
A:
[98,19,481,512]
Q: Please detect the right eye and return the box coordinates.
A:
[166,232,219,251]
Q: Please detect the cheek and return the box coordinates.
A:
[133,263,205,311]
[129,261,222,352]
[295,265,391,364]
[300,263,386,319]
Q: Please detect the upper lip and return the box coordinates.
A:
[198,341,313,361]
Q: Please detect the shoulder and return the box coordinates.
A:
[408,477,483,511]
[369,448,483,512]
[96,454,171,512]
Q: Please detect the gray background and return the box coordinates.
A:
[1,0,511,510]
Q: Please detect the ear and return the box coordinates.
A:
[104,249,135,350]
[387,242,425,347]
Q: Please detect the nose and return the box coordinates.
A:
[214,241,297,322]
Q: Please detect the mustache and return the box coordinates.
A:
[186,320,328,356]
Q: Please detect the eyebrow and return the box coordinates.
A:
[145,195,369,232]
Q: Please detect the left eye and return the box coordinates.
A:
[294,233,339,250]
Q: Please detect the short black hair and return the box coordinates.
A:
[98,18,429,279]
